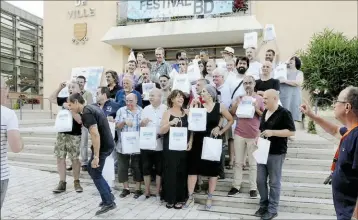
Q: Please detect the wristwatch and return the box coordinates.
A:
[94,156,99,159]
[218,126,223,130]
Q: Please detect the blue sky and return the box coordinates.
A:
[6,1,44,18]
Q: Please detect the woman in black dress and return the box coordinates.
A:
[160,89,193,209]
[184,85,234,210]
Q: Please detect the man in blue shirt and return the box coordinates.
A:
[96,87,121,118]
[300,86,358,220]
[172,50,187,72]
[115,76,142,108]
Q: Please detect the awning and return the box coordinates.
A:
[101,15,263,49]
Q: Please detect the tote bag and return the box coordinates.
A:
[169,127,188,151]
[108,121,115,140]
[273,63,288,80]
[172,74,190,94]
[55,109,73,132]
[201,137,223,161]
[236,97,256,119]
[263,24,276,41]
[103,156,115,187]
[187,61,201,83]
[243,32,258,49]
[139,127,157,150]
[121,132,140,154]
[188,108,207,131]
[253,137,271,164]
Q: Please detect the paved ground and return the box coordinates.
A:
[1,166,249,220]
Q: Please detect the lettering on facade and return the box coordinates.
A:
[139,0,214,15]
[72,23,88,44]
[68,0,95,19]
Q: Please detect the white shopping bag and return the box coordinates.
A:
[236,97,256,119]
[273,63,287,80]
[187,61,201,83]
[121,132,140,154]
[172,74,190,94]
[264,24,276,41]
[108,121,115,140]
[253,137,271,164]
[169,68,178,79]
[103,156,115,187]
[201,137,223,161]
[188,108,207,131]
[55,109,73,132]
[142,83,155,100]
[139,127,157,150]
[243,32,258,49]
[169,127,188,151]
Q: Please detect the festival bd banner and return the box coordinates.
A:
[58,66,104,104]
[126,0,233,19]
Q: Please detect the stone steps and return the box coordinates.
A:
[15,110,54,120]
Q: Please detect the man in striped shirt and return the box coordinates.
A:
[0,76,24,209]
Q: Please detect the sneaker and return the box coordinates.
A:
[95,202,116,215]
[81,165,88,172]
[133,190,143,199]
[137,194,150,201]
[262,212,278,220]
[119,189,130,198]
[182,196,195,210]
[249,190,257,199]
[74,180,83,193]
[53,181,66,193]
[227,187,239,197]
[155,195,161,202]
[99,193,115,207]
[254,207,268,217]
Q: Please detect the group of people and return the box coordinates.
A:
[0,43,356,220]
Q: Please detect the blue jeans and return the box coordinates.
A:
[257,154,286,214]
[88,150,114,206]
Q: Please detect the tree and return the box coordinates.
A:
[297,29,358,106]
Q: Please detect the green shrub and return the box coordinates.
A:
[297,28,358,106]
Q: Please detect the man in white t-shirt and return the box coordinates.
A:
[0,76,23,209]
[245,47,262,80]
[138,88,167,202]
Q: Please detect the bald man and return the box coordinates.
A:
[255,61,280,97]
[1,76,23,209]
[115,76,142,108]
[115,93,143,199]
[138,88,167,201]
[254,89,296,219]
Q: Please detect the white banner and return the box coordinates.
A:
[58,66,104,103]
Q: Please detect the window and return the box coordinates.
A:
[0,57,16,92]
[1,12,14,28]
[19,42,36,60]
[19,21,37,43]
[0,36,14,56]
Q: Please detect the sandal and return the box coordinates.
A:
[183,196,195,210]
[205,194,213,210]
[166,203,174,209]
[174,202,184,209]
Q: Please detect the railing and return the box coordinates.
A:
[6,97,53,120]
[117,0,251,26]
[313,97,334,114]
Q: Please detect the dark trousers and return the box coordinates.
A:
[218,150,225,178]
[117,153,143,183]
[88,150,114,206]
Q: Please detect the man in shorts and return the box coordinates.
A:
[49,81,83,193]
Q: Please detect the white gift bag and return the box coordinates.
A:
[187,62,201,83]
[103,156,115,187]
[55,109,73,132]
[121,132,140,154]
[201,137,223,161]
[236,97,256,119]
[169,127,188,151]
[188,108,207,131]
[274,64,288,80]
[139,127,157,150]
[172,74,190,94]
[169,68,178,79]
[243,32,258,49]
[142,83,155,100]
[264,24,276,41]
[253,137,271,164]
[108,121,115,140]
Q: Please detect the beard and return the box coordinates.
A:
[237,67,247,74]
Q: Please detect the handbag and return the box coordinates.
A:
[243,32,258,49]
[236,97,256,119]
[54,109,73,132]
[253,137,271,164]
[169,126,188,151]
[188,108,207,131]
[139,127,157,150]
[201,136,223,161]
[103,156,115,187]
[121,132,140,154]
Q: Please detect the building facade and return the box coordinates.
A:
[1,1,43,98]
[43,0,357,109]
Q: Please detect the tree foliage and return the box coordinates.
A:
[297,29,358,106]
